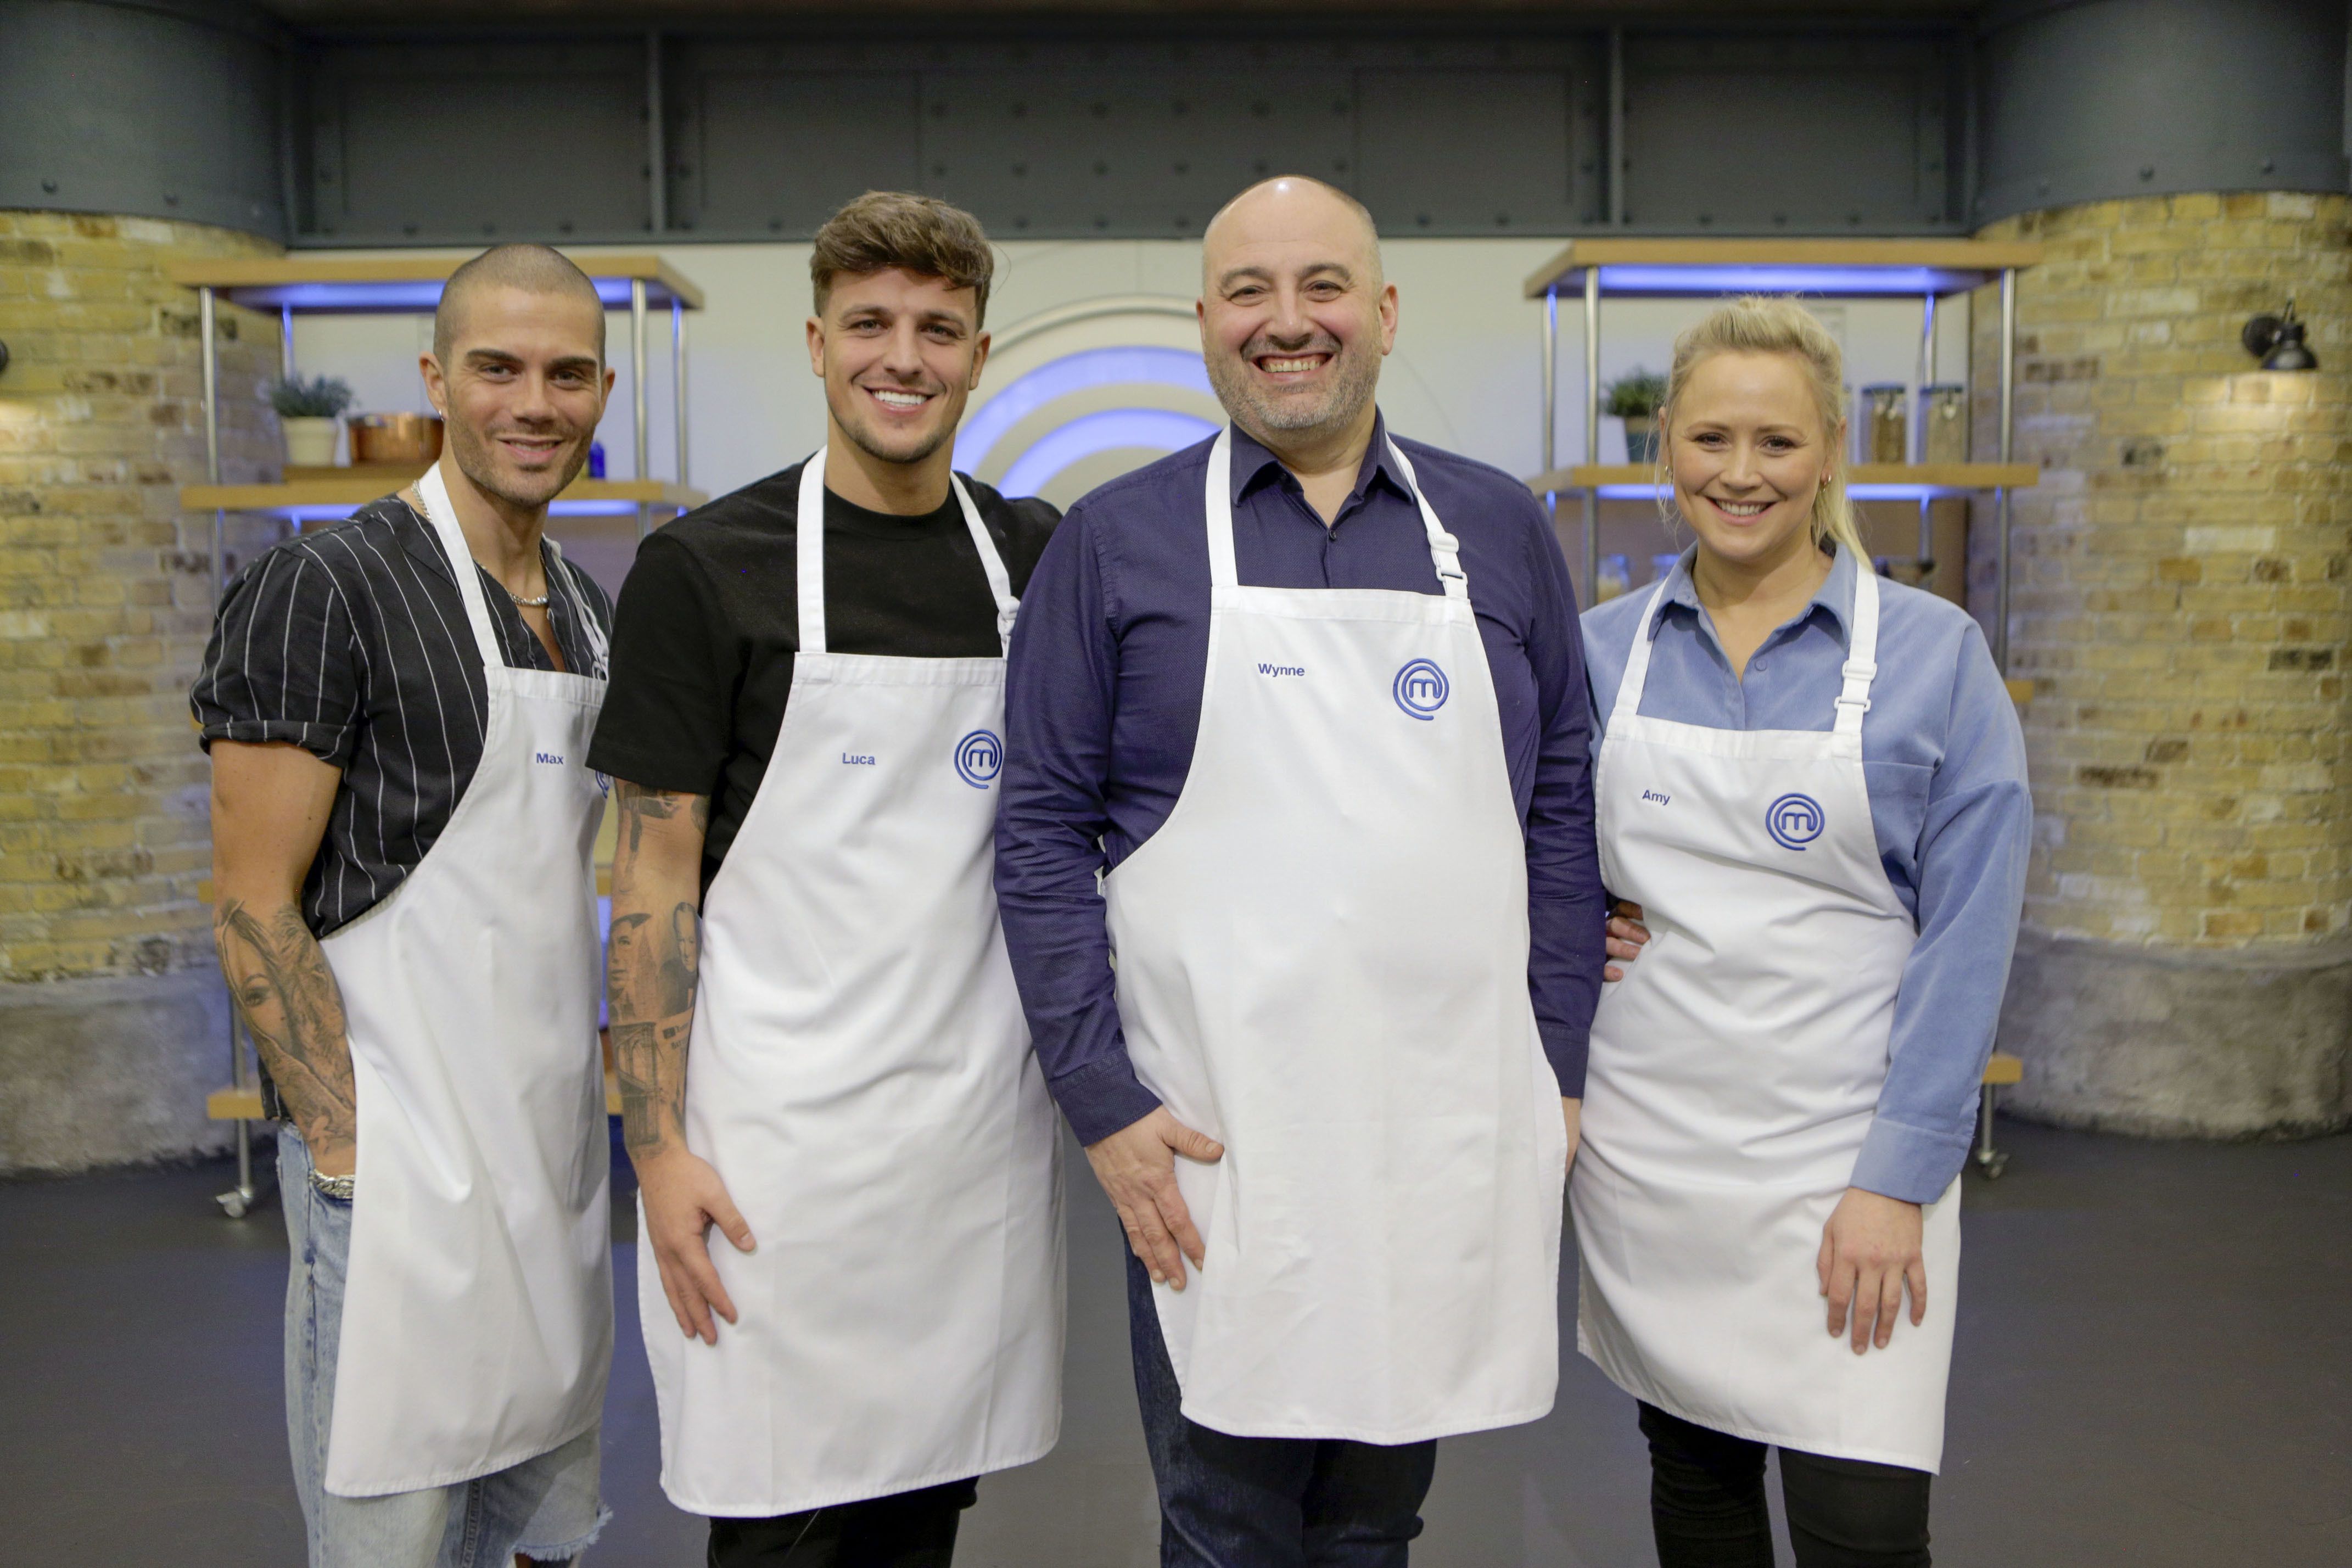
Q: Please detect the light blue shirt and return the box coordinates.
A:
[1582,546,2030,1204]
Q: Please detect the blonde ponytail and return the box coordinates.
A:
[1655,295,1866,561]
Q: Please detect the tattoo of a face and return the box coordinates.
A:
[213,896,357,1157]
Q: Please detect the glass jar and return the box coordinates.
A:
[1595,553,1631,603]
[1861,384,1908,465]
[1919,384,1968,466]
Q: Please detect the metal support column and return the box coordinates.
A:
[201,287,265,1219]
[1582,267,1601,602]
[632,277,651,539]
[1993,268,2017,671]
[1539,285,1556,553]
[1917,292,1937,573]
[672,298,688,489]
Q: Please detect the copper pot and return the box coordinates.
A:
[347,412,445,466]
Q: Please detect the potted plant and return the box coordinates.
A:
[1604,368,1668,464]
[268,374,355,467]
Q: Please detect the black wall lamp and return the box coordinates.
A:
[2243,301,2317,371]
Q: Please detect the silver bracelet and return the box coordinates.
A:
[309,1168,355,1202]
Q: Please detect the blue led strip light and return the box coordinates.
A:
[1591,266,1985,298]
[955,346,1213,473]
[998,409,1220,499]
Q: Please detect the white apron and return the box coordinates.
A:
[643,450,1065,1517]
[322,461,613,1496]
[1573,565,1959,1474]
[1103,429,1567,1444]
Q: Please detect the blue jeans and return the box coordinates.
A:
[280,1124,609,1567]
[1125,1250,1438,1567]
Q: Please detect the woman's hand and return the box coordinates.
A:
[1817,1187,1926,1353]
[1603,900,1650,982]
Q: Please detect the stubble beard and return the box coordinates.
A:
[834,400,953,470]
[1207,332,1382,445]
[447,418,586,512]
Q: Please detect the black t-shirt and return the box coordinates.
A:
[586,461,1060,889]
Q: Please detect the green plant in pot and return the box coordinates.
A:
[269,375,356,468]
[1604,368,1667,464]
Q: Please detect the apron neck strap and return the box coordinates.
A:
[544,535,608,675]
[1203,426,1468,599]
[1374,434,1469,601]
[1833,558,1881,737]
[1611,579,1673,728]
[950,470,1022,654]
[796,447,1022,657]
[416,461,503,668]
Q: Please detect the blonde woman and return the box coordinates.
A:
[1578,296,2028,1567]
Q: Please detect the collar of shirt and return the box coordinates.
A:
[387,495,590,665]
[1227,411,1416,519]
[1647,539,1860,659]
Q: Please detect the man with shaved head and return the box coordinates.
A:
[998,177,1606,1561]
[197,242,618,1566]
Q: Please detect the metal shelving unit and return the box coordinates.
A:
[170,254,707,1217]
[1524,238,2042,672]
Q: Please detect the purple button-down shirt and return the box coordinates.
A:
[995,415,1606,1144]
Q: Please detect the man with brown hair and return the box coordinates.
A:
[589,191,1063,1565]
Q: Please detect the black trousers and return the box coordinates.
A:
[1638,1403,1932,1568]
[707,1479,979,1568]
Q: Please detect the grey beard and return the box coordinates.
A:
[1207,341,1382,440]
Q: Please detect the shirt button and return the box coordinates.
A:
[1751,659,1766,671]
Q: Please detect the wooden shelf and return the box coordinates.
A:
[1527,463,2037,494]
[167,254,703,311]
[182,478,705,513]
[1522,238,2042,300]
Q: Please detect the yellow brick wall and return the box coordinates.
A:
[1972,192,2351,949]
[0,212,282,984]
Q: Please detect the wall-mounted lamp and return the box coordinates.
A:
[2242,301,2317,371]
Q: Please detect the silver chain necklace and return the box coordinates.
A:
[411,484,551,607]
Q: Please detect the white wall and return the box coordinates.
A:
[291,238,1978,508]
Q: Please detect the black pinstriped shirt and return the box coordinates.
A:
[192,495,614,939]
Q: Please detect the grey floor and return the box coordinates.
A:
[3,1118,2348,1567]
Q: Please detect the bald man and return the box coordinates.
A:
[197,243,617,1566]
[996,178,1605,1563]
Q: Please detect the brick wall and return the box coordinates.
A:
[0,210,283,1171]
[1969,193,2352,1135]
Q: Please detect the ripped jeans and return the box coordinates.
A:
[280,1124,611,1568]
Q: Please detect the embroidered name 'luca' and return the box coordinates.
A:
[842,754,876,766]
[1257,663,1306,678]
[1640,789,1670,806]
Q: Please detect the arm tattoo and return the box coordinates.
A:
[609,783,707,1158]
[214,897,357,1158]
